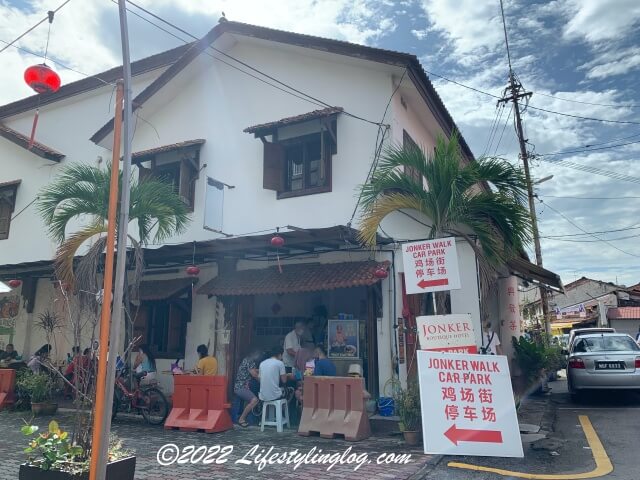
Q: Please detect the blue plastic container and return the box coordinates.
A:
[378,397,394,416]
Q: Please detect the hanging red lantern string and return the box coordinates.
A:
[24,11,61,150]
[7,279,22,289]
[186,241,200,279]
[271,230,285,273]
[374,265,388,279]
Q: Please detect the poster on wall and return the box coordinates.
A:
[0,295,20,350]
[327,319,359,358]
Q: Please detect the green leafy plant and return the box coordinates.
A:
[22,420,83,472]
[512,336,547,383]
[394,380,422,431]
[17,373,55,403]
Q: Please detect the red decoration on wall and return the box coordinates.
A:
[186,265,200,276]
[374,266,388,279]
[24,64,61,94]
[270,235,285,248]
[7,279,22,288]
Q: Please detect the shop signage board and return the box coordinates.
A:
[416,314,478,353]
[401,237,461,294]
[417,350,523,458]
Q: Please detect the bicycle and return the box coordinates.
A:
[112,365,169,426]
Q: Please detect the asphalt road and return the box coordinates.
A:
[421,378,640,480]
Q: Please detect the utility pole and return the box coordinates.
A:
[498,0,551,335]
[90,1,133,479]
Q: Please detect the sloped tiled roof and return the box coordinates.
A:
[198,260,389,296]
[0,124,65,161]
[607,307,640,320]
[135,277,197,301]
[244,107,343,135]
[132,139,205,161]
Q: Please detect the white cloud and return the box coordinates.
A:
[563,0,640,44]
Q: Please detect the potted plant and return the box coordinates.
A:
[394,381,422,445]
[18,373,58,416]
[19,420,136,480]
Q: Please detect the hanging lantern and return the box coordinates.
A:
[374,266,388,279]
[24,64,61,94]
[186,265,200,276]
[7,279,22,288]
[271,235,285,248]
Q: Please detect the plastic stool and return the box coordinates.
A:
[260,399,289,433]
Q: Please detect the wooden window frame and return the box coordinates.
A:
[403,130,422,185]
[132,296,191,359]
[0,181,20,241]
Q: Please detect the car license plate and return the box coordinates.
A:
[596,362,625,370]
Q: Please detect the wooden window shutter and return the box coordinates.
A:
[0,202,10,239]
[263,141,285,191]
[180,156,198,208]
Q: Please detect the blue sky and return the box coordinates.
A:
[1,0,639,286]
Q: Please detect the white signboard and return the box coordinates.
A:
[402,237,461,294]
[417,314,478,353]
[555,304,586,320]
[417,350,523,458]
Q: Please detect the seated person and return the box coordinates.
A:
[313,345,336,376]
[347,364,371,400]
[133,344,156,385]
[28,344,52,373]
[294,341,316,379]
[194,344,218,375]
[258,345,288,402]
[234,349,261,427]
[0,343,19,362]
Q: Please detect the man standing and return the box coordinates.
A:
[481,321,503,355]
[259,346,288,402]
[194,344,218,375]
[283,321,306,372]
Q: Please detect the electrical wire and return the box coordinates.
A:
[540,223,640,238]
[541,194,640,200]
[538,137,640,157]
[538,199,640,258]
[492,104,513,156]
[536,157,640,185]
[124,0,386,127]
[0,0,74,54]
[481,103,504,157]
[533,91,640,109]
[543,233,640,243]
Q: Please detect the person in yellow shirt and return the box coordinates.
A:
[194,344,218,375]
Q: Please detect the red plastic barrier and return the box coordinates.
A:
[0,369,16,410]
[164,375,232,433]
[298,376,371,441]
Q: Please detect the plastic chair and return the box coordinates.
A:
[260,399,289,433]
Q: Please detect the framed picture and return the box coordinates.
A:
[328,319,359,358]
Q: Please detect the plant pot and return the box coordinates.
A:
[402,430,420,446]
[19,456,136,480]
[31,402,58,416]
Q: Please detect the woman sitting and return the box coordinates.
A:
[133,344,157,386]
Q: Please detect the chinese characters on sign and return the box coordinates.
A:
[401,237,461,295]
[499,276,521,359]
[417,350,523,458]
[416,314,478,354]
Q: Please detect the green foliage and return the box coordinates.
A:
[359,133,532,268]
[512,335,563,384]
[14,369,34,410]
[22,420,83,472]
[393,380,422,431]
[17,373,55,403]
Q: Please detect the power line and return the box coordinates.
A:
[533,91,640,109]
[0,0,74,54]
[541,194,640,200]
[543,234,640,243]
[542,224,640,238]
[492,103,513,156]
[124,0,385,127]
[539,199,640,258]
[536,157,640,185]
[539,137,640,157]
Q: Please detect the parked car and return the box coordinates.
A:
[567,327,616,352]
[566,333,640,400]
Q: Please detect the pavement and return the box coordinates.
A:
[0,409,430,479]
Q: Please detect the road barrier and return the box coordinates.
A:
[298,376,371,441]
[0,369,16,410]
[164,375,232,433]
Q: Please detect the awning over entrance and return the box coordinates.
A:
[197,260,389,296]
[507,256,564,292]
[135,277,196,301]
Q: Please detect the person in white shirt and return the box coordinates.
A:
[258,346,288,402]
[282,321,306,371]
[481,321,503,355]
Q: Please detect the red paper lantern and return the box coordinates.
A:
[24,64,61,94]
[7,279,22,288]
[271,235,285,248]
[374,266,388,279]
[186,265,200,276]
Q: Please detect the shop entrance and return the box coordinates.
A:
[227,285,381,397]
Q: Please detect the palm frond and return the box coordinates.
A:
[54,223,108,287]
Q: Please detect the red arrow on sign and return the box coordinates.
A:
[444,424,503,445]
[417,278,449,289]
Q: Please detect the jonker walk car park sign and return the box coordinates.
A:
[402,237,461,295]
[417,351,523,458]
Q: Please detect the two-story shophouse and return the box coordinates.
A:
[0,20,562,395]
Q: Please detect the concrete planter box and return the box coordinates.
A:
[19,456,136,480]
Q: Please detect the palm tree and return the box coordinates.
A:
[37,163,190,287]
[359,133,532,313]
